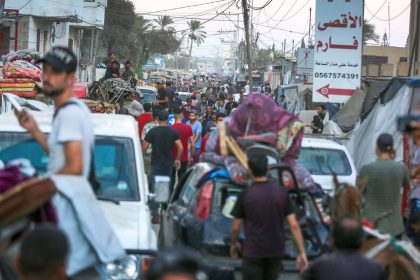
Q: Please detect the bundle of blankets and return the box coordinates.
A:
[1,59,41,98]
[201,93,316,190]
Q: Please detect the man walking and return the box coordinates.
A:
[171,108,195,187]
[136,103,153,139]
[16,46,93,178]
[143,110,183,190]
[358,133,410,237]
[187,110,202,163]
[302,216,385,280]
[230,153,308,280]
[141,109,160,177]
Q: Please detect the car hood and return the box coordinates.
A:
[98,201,157,251]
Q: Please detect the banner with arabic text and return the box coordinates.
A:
[313,0,363,103]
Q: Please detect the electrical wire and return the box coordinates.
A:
[258,0,286,25]
[19,0,33,10]
[248,0,274,10]
[174,0,238,33]
[367,0,388,22]
[263,0,298,30]
[365,3,410,22]
[141,0,228,14]
[279,0,311,22]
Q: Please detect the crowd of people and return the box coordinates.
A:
[6,46,420,280]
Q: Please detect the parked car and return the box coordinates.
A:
[159,162,329,273]
[176,92,191,105]
[0,112,161,279]
[136,86,157,105]
[297,136,357,194]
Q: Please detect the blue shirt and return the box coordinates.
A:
[187,120,202,149]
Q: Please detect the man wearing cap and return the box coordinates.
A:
[16,46,94,179]
[358,133,410,236]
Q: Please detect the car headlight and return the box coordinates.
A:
[107,255,140,280]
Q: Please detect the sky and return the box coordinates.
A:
[134,0,411,57]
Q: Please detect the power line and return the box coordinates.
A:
[174,0,237,33]
[367,0,388,22]
[280,0,311,22]
[248,0,274,10]
[19,0,33,10]
[365,3,410,22]
[263,0,298,30]
[138,0,228,14]
[259,0,286,25]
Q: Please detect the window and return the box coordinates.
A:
[0,132,140,201]
[178,164,213,206]
[84,0,95,2]
[297,147,352,176]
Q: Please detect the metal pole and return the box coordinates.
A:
[388,2,391,45]
[242,0,253,90]
[309,7,312,46]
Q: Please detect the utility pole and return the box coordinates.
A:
[409,0,420,75]
[308,7,312,46]
[387,2,391,46]
[242,0,253,89]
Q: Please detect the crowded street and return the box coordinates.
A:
[0,0,420,279]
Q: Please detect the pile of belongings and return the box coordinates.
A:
[202,93,316,190]
[2,49,42,65]
[1,59,41,98]
[100,78,133,103]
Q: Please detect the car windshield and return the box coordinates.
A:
[297,147,352,176]
[142,92,155,103]
[178,94,189,103]
[0,132,139,201]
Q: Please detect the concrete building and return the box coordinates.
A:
[362,45,409,77]
[4,0,107,82]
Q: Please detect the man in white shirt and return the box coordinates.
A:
[16,46,94,178]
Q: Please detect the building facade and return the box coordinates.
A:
[4,0,107,81]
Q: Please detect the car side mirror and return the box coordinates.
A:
[149,176,170,204]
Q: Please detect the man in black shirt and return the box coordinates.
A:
[156,82,169,110]
[311,105,326,134]
[302,216,385,280]
[230,153,308,280]
[142,110,183,188]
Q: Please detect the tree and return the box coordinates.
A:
[154,15,175,31]
[129,16,153,74]
[363,20,380,44]
[253,47,284,68]
[103,0,136,58]
[147,30,181,55]
[183,20,206,70]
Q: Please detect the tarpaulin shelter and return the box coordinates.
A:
[323,78,420,170]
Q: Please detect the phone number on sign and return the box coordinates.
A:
[314,73,359,79]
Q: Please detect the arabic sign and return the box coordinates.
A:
[297,48,314,75]
[313,0,363,103]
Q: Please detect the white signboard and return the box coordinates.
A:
[297,48,314,75]
[313,0,363,103]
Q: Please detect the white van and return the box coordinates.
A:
[297,136,357,194]
[0,112,157,279]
